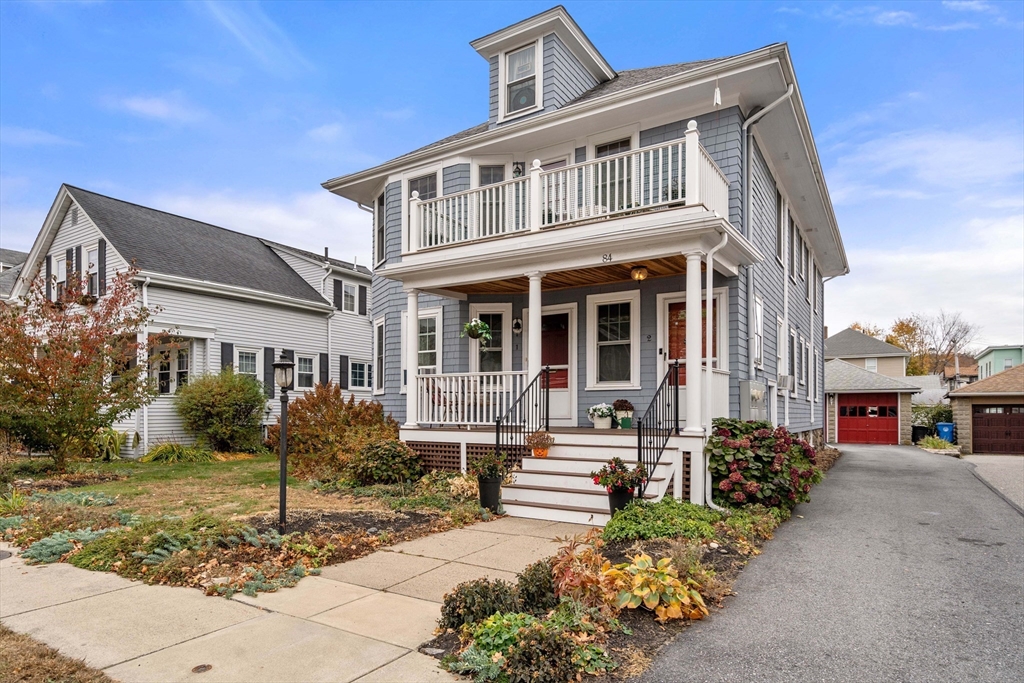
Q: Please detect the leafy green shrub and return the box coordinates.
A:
[0,412,56,456]
[706,418,822,509]
[516,558,557,613]
[265,384,399,481]
[503,623,578,683]
[348,439,421,485]
[912,403,953,429]
[175,369,266,452]
[919,435,956,449]
[22,528,110,563]
[439,578,520,629]
[602,498,719,542]
[30,490,116,507]
[140,442,214,463]
[472,612,539,656]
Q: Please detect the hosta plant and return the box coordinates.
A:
[602,552,708,623]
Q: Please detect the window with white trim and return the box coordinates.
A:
[478,313,505,372]
[54,256,67,300]
[813,266,819,313]
[297,355,315,389]
[789,329,798,397]
[479,165,505,186]
[236,349,259,379]
[595,138,631,159]
[343,283,356,313]
[375,193,385,265]
[775,191,784,263]
[800,239,807,280]
[153,345,191,394]
[1004,358,1014,370]
[587,290,641,389]
[803,340,810,393]
[806,255,813,302]
[505,44,536,115]
[350,360,369,389]
[798,336,806,386]
[754,296,764,368]
[401,308,443,392]
[408,173,437,201]
[789,214,798,282]
[374,319,385,393]
[177,348,189,389]
[776,317,785,392]
[814,349,820,401]
[87,246,99,296]
[865,357,878,373]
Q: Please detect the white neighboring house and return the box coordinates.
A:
[0,248,29,302]
[10,185,373,456]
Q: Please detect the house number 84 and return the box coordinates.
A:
[602,253,612,262]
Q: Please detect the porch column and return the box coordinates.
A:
[404,288,419,428]
[684,251,705,503]
[527,271,544,380]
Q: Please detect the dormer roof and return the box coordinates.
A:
[470,5,615,83]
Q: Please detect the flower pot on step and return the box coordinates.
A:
[532,448,549,458]
[478,476,501,513]
[592,416,612,429]
[607,488,635,515]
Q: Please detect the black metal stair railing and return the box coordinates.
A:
[495,367,551,469]
[636,361,680,497]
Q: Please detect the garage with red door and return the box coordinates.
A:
[837,393,900,444]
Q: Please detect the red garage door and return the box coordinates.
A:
[838,393,899,444]
[973,405,1024,454]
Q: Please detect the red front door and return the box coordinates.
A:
[666,299,716,384]
[837,393,899,444]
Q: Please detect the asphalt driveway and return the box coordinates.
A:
[642,445,1024,683]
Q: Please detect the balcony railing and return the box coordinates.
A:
[416,370,527,426]
[408,120,730,253]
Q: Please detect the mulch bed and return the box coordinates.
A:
[816,446,843,472]
[245,508,446,539]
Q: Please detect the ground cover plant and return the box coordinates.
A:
[917,435,957,450]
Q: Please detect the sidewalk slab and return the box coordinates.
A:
[311,591,440,649]
[384,528,507,561]
[456,535,561,573]
[1,558,135,618]
[230,576,375,618]
[387,562,517,603]
[105,612,405,683]
[319,552,445,590]
[4,583,258,669]
[538,522,599,540]
[353,652,458,682]
[472,516,559,536]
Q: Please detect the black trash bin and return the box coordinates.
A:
[911,425,932,443]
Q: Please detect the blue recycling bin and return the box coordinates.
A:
[936,422,955,443]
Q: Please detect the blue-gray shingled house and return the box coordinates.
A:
[322,6,848,523]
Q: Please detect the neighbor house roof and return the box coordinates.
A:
[975,344,1024,358]
[0,263,23,299]
[824,359,921,394]
[261,240,372,277]
[65,186,328,304]
[942,365,979,380]
[0,248,28,268]
[908,374,947,405]
[948,364,1024,396]
[824,328,910,359]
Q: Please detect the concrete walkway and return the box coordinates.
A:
[641,445,1024,683]
[965,454,1024,510]
[1,517,592,683]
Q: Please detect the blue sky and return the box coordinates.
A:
[1,0,1022,346]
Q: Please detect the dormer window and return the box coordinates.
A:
[506,45,536,114]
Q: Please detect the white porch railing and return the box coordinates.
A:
[676,367,731,425]
[698,146,730,219]
[416,371,527,426]
[416,177,530,249]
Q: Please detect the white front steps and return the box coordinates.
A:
[502,441,676,526]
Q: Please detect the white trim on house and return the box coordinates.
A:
[497,38,544,123]
[349,358,371,390]
[296,354,318,391]
[754,295,764,369]
[469,156,515,189]
[586,289,641,391]
[468,302,513,373]
[373,317,385,395]
[655,288,729,380]
[523,301,578,427]
[235,347,263,383]
[400,306,443,394]
[135,271,334,314]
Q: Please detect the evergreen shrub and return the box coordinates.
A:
[175,369,266,452]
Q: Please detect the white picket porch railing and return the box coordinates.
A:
[698,146,730,219]
[416,177,530,249]
[416,371,528,426]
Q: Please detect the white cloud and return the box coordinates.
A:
[112,93,207,124]
[0,126,76,147]
[307,123,345,143]
[874,10,916,26]
[942,1,997,12]
[148,190,372,267]
[826,215,1024,346]
[202,0,313,77]
[380,108,415,122]
[813,4,978,30]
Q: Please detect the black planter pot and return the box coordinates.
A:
[478,476,502,513]
[607,488,635,515]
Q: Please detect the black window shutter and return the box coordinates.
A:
[319,352,329,386]
[333,279,344,309]
[74,246,82,279]
[221,342,234,370]
[45,255,52,300]
[65,248,73,287]
[338,355,349,390]
[264,347,275,398]
[98,240,107,296]
[283,349,294,389]
[358,285,367,316]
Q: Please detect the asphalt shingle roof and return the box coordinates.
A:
[260,240,372,277]
[948,364,1024,396]
[0,263,23,299]
[0,248,29,267]
[66,186,328,304]
[824,328,910,359]
[824,359,921,394]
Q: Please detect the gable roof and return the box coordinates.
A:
[0,263,23,299]
[824,328,910,359]
[948,364,1023,396]
[976,344,1024,359]
[824,359,921,394]
[261,240,372,278]
[908,374,947,405]
[0,248,29,267]
[942,364,978,379]
[64,186,327,304]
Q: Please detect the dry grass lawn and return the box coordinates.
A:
[0,625,113,683]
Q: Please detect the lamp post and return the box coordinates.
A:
[272,351,294,534]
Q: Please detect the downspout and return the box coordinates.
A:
[704,231,728,511]
[141,277,151,455]
[743,84,795,380]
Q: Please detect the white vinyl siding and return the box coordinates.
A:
[47,200,127,300]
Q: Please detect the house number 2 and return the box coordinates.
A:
[602,253,613,262]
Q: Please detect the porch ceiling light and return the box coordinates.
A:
[630,266,648,282]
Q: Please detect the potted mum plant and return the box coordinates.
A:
[613,399,634,429]
[592,457,647,514]
[587,403,615,429]
[461,318,492,341]
[525,430,554,458]
[468,451,506,513]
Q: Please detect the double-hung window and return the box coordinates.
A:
[297,356,315,389]
[789,329,798,397]
[418,317,437,375]
[776,318,785,391]
[587,291,640,388]
[176,348,189,389]
[479,165,505,186]
[374,319,385,393]
[400,309,442,392]
[865,357,878,373]
[54,256,67,300]
[87,247,99,296]
[343,283,356,313]
[350,360,369,389]
[375,193,386,265]
[477,312,504,373]
[237,349,259,380]
[775,191,784,263]
[789,214,798,282]
[505,44,536,115]
[754,296,764,368]
[408,173,437,201]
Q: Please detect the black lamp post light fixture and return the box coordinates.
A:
[272,351,295,534]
